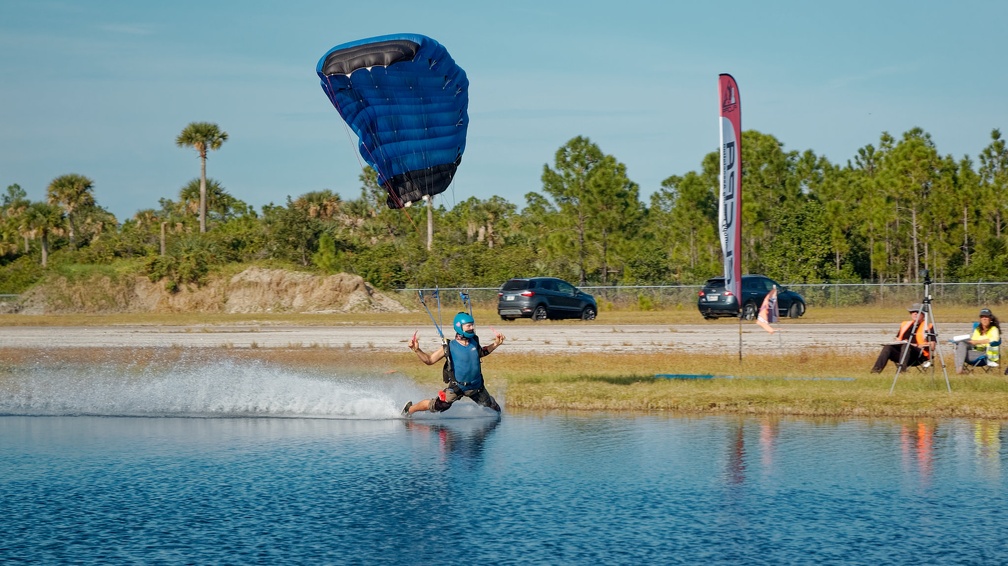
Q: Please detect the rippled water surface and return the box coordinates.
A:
[1,360,1006,564]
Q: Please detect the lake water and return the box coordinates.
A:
[1,360,1006,564]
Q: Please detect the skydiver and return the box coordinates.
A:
[402,312,503,416]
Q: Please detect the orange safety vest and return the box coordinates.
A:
[898,320,933,359]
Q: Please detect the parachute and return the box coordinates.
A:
[316,33,469,209]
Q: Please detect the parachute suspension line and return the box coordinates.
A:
[416,288,445,341]
[417,288,445,336]
[388,181,421,233]
[418,287,476,344]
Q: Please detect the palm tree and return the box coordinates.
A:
[46,173,95,248]
[22,202,64,267]
[132,208,166,255]
[3,183,31,253]
[180,177,226,220]
[175,122,228,233]
[292,190,343,220]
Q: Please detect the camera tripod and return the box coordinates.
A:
[889,272,951,394]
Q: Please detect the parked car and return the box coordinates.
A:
[697,274,806,320]
[497,277,597,321]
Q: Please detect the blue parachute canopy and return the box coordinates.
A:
[317,33,469,209]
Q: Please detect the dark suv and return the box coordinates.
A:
[497,277,597,321]
[697,274,806,320]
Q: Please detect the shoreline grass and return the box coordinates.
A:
[3,346,1007,420]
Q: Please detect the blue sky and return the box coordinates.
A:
[2,0,1005,220]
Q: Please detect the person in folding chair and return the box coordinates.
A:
[954,308,1000,374]
[871,303,935,373]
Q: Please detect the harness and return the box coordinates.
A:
[441,338,455,385]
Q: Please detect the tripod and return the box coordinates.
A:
[890,272,951,394]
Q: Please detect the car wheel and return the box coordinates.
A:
[532,305,548,321]
[789,302,805,318]
[581,306,597,320]
[742,302,758,321]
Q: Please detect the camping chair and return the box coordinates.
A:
[912,329,938,373]
[964,323,1000,374]
[914,341,934,372]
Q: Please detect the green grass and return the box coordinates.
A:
[3,345,1006,419]
[2,305,1001,419]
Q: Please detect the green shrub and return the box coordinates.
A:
[0,255,44,294]
[143,235,216,291]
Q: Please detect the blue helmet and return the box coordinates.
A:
[453,312,475,338]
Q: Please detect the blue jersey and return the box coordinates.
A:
[448,337,483,391]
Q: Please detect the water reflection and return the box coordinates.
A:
[727,422,746,485]
[760,418,780,472]
[974,420,1002,479]
[404,417,500,465]
[724,417,780,485]
[900,420,936,485]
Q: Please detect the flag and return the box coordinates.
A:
[718,74,742,308]
[756,286,779,334]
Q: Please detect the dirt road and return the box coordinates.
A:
[0,323,921,355]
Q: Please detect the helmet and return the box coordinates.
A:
[453,312,475,338]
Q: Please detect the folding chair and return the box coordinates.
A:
[914,331,937,372]
[963,323,1000,374]
[912,345,934,372]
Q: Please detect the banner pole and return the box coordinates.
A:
[738,312,743,362]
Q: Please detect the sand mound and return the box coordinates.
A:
[6,267,408,315]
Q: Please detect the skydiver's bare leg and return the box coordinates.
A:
[404,399,431,415]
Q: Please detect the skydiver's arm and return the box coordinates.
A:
[409,333,446,365]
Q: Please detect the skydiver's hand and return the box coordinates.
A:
[409,330,420,352]
[491,326,505,347]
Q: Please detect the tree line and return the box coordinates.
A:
[2,122,1007,294]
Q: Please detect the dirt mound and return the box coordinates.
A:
[220,268,407,314]
[7,267,408,315]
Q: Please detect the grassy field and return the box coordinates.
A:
[3,305,1005,419]
[3,340,1006,420]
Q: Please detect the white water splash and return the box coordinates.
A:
[1,358,436,419]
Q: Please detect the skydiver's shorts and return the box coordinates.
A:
[430,385,500,412]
